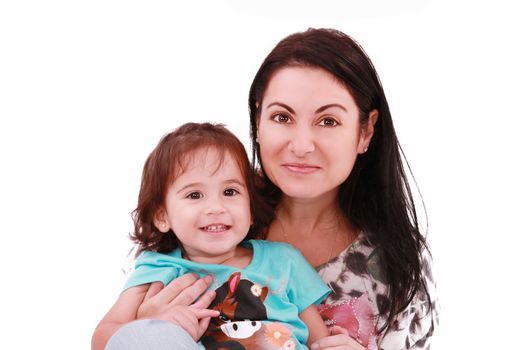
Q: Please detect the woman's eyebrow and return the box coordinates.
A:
[315,103,347,113]
[265,102,347,114]
[265,102,296,114]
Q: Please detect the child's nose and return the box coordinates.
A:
[205,199,226,215]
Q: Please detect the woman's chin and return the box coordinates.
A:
[279,184,333,201]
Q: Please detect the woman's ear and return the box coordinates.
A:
[153,209,170,233]
[358,109,379,154]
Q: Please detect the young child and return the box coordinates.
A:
[92,123,330,350]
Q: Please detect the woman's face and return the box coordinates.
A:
[257,66,374,200]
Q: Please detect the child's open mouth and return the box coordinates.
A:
[200,224,231,233]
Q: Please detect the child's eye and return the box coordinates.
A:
[272,113,291,124]
[186,191,202,199]
[223,188,239,197]
[318,117,339,127]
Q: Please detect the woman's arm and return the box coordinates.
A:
[310,325,365,350]
[380,249,439,349]
[299,304,330,346]
[300,304,364,350]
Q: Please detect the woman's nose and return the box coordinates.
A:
[288,127,315,157]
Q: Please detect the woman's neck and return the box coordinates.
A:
[270,190,358,267]
[278,191,342,234]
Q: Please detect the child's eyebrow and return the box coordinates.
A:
[223,179,247,187]
[176,182,202,194]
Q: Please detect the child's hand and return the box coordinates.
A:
[310,325,365,350]
[137,273,215,319]
[151,304,219,341]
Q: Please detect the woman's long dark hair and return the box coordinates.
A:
[248,28,432,332]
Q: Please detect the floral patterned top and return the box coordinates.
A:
[316,232,438,350]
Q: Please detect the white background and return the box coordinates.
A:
[1,0,523,348]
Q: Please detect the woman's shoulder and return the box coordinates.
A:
[350,231,376,250]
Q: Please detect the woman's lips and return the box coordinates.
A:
[282,163,321,174]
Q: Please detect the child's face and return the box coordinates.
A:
[155,148,252,264]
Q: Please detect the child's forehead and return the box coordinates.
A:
[176,147,241,175]
[185,147,227,165]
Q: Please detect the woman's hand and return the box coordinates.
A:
[137,273,215,319]
[311,325,366,350]
[136,274,219,340]
[152,304,219,341]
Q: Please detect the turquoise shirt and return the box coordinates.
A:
[124,240,331,349]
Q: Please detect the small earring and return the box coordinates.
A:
[161,223,166,228]
[255,137,259,143]
[364,146,369,153]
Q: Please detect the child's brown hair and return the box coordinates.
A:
[130,122,273,253]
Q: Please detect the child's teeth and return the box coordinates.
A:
[206,225,226,231]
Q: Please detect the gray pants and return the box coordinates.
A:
[105,319,201,350]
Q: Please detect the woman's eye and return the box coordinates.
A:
[224,188,239,197]
[272,113,291,124]
[186,192,202,200]
[319,118,339,127]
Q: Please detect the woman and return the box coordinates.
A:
[101,28,438,350]
[247,28,437,349]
